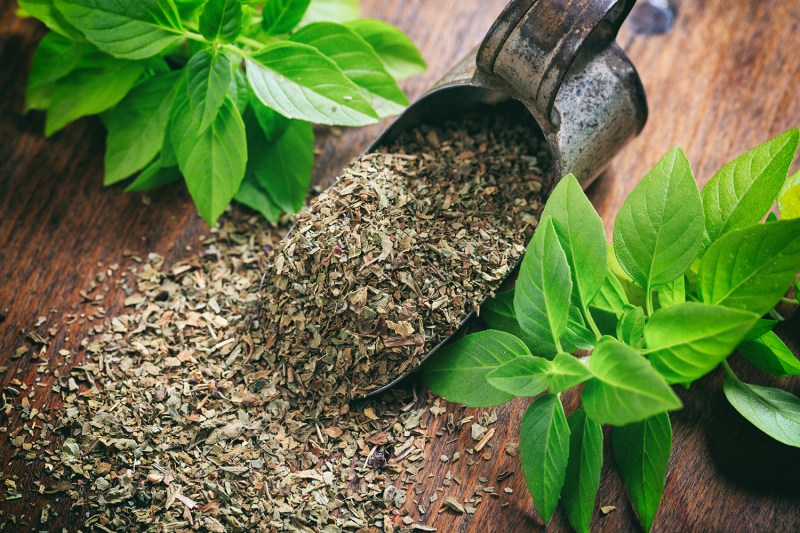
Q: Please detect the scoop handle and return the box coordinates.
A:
[478,0,636,126]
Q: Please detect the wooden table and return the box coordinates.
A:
[2,0,799,531]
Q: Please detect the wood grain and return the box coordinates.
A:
[1,0,799,531]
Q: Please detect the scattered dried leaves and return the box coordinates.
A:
[1,104,550,531]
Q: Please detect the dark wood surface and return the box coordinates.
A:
[2,0,800,531]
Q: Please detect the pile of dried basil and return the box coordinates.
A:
[261,105,551,400]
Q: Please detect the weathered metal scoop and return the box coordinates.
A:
[358,0,647,396]
[264,0,648,398]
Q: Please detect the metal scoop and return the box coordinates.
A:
[264,0,648,397]
[360,0,647,396]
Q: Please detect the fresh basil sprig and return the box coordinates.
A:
[18,0,426,225]
[424,129,800,531]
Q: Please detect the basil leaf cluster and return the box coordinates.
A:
[20,0,426,224]
[424,130,800,531]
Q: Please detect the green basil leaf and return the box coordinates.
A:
[486,355,552,397]
[482,292,592,356]
[234,175,283,222]
[541,173,607,314]
[702,129,799,245]
[345,18,426,80]
[549,352,592,394]
[54,0,185,59]
[239,4,262,37]
[234,107,284,222]
[514,217,572,357]
[562,408,603,533]
[160,112,178,167]
[583,338,681,425]
[170,94,247,225]
[738,331,800,378]
[250,97,290,141]
[175,0,205,19]
[520,394,570,524]
[199,0,242,43]
[778,170,800,219]
[251,119,313,214]
[697,218,800,315]
[562,305,597,352]
[227,68,249,112]
[723,365,800,447]
[25,33,86,111]
[744,319,778,341]
[613,147,703,292]
[25,80,54,114]
[19,0,85,40]
[607,243,647,306]
[45,56,144,136]
[298,0,359,27]
[655,276,685,309]
[480,290,539,353]
[125,158,180,191]
[246,41,378,126]
[616,305,645,347]
[590,269,629,316]
[104,71,180,184]
[261,0,310,35]
[612,413,671,532]
[187,48,233,132]
[290,22,408,117]
[589,269,630,335]
[422,330,526,408]
[643,302,758,383]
